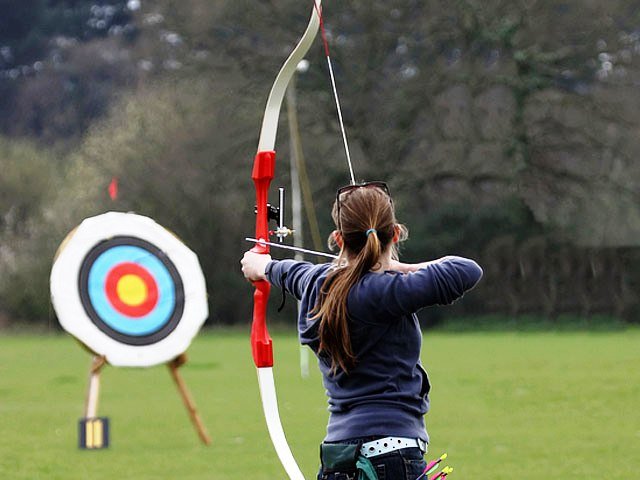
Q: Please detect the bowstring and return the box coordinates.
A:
[313,1,356,186]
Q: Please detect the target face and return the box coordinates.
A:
[51,213,208,367]
[79,236,184,345]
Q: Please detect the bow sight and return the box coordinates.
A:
[255,186,294,242]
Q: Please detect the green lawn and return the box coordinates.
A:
[1,329,639,479]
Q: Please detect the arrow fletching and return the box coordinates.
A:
[424,452,448,475]
[430,466,453,480]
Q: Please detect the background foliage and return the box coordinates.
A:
[1,0,639,326]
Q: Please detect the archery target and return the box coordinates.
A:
[51,212,208,367]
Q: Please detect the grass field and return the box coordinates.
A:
[1,329,639,479]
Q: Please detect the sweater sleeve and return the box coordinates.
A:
[265,259,324,301]
[350,256,483,319]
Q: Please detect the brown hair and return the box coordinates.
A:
[311,184,407,374]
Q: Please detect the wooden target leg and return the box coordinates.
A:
[85,355,106,418]
[79,355,110,449]
[168,354,211,445]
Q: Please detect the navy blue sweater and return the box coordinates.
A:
[266,256,482,443]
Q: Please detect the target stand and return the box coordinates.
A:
[51,212,212,448]
[78,352,210,449]
[79,356,109,449]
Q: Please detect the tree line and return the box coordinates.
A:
[1,0,639,327]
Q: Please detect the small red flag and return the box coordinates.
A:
[108,177,118,201]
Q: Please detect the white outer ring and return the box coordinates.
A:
[50,212,208,367]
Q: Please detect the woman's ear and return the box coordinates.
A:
[392,225,401,243]
[332,230,344,249]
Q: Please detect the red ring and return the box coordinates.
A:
[104,262,159,318]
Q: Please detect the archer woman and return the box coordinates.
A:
[241,181,482,480]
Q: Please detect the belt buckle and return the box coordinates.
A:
[417,438,427,453]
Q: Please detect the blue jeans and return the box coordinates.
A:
[318,437,427,480]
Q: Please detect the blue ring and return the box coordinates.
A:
[87,245,175,336]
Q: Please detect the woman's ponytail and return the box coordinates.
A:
[311,186,404,374]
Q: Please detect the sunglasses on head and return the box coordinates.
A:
[335,181,392,230]
[336,181,391,201]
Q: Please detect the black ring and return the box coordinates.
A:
[78,236,185,346]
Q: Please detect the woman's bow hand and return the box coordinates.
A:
[241,250,272,282]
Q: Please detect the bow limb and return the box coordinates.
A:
[257,2,321,153]
[251,2,321,479]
